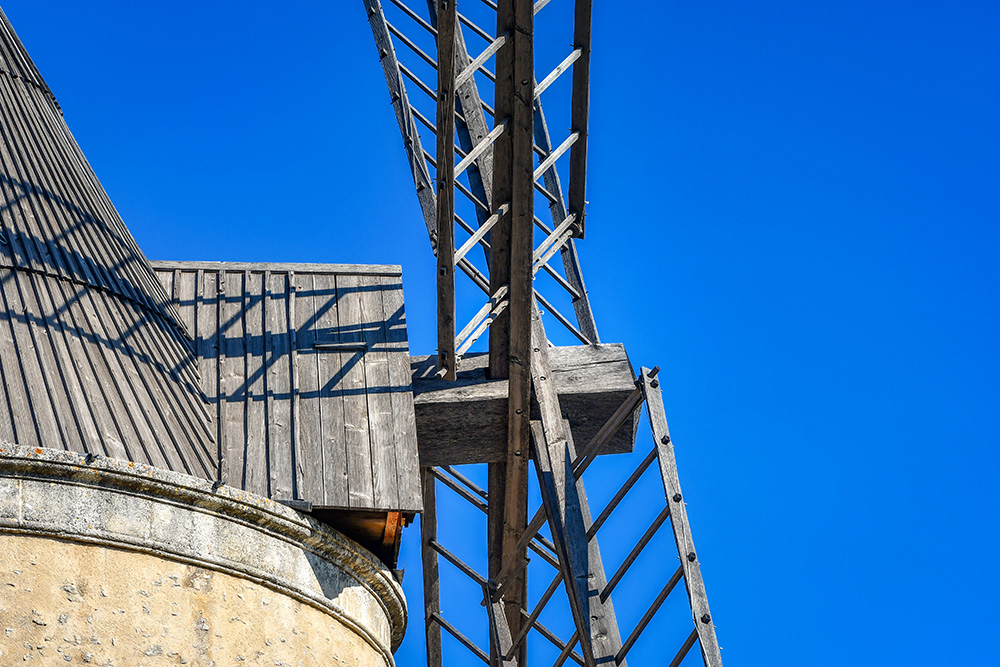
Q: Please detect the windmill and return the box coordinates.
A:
[0,3,724,665]
[361,1,724,665]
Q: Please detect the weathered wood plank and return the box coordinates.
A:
[488,2,518,662]
[18,271,88,451]
[0,272,59,447]
[177,269,197,342]
[382,275,422,511]
[243,271,267,496]
[411,344,637,466]
[336,273,375,509]
[292,273,326,504]
[359,274,399,509]
[499,1,537,660]
[32,273,103,452]
[50,279,132,462]
[266,271,295,500]
[220,270,247,487]
[196,269,222,475]
[89,287,178,471]
[313,272,349,508]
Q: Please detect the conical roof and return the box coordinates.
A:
[0,8,217,478]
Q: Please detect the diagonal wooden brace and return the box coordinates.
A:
[529,301,626,667]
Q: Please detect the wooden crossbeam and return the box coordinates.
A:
[457,31,508,87]
[640,367,724,667]
[455,202,508,264]
[534,47,582,99]
[533,131,578,181]
[456,119,507,179]
[532,213,577,276]
[455,286,509,358]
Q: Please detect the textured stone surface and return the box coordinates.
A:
[0,445,407,665]
[0,535,383,666]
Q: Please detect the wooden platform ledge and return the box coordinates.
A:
[412,344,638,466]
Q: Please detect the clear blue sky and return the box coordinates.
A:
[4,1,998,664]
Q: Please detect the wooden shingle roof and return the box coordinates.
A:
[0,8,216,476]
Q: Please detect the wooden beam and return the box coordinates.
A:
[411,344,638,466]
[528,304,625,666]
[531,103,599,342]
[488,4,517,666]
[567,0,592,237]
[421,468,443,667]
[363,0,437,248]
[640,367,724,667]
[426,0,499,242]
[436,0,458,381]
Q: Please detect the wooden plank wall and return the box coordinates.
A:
[151,261,422,513]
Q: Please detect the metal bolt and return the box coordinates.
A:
[514,450,521,456]
[515,408,522,415]
[687,552,697,562]
[701,614,711,624]
[650,379,659,388]
[672,493,682,502]
[661,435,670,445]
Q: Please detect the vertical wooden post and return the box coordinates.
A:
[488,0,535,665]
[567,0,592,237]
[436,0,457,381]
[488,1,516,657]
[421,468,443,667]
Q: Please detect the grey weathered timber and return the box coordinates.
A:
[486,585,520,667]
[421,468,443,667]
[499,0,536,659]
[640,367,723,667]
[0,8,216,477]
[151,261,422,515]
[338,272,376,509]
[488,0,520,662]
[425,0,498,249]
[567,0,593,236]
[364,0,438,249]
[436,0,458,381]
[528,305,624,666]
[411,344,637,466]
[370,0,601,348]
[531,101,599,343]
